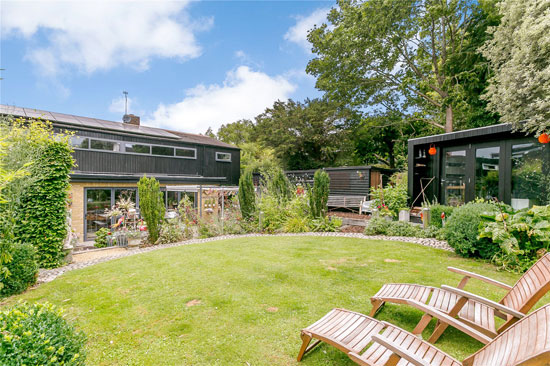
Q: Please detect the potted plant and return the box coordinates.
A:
[378,204,393,221]
[126,230,142,247]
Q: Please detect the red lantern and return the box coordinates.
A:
[539,133,550,144]
[428,144,437,155]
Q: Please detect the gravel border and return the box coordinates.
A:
[37,233,452,284]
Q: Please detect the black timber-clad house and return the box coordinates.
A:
[1,105,240,242]
[408,124,549,209]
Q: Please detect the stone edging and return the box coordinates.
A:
[37,233,451,284]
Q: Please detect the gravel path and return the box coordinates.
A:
[38,233,452,284]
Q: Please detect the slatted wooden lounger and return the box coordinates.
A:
[298,304,550,365]
[368,253,550,344]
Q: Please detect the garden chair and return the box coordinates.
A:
[369,253,550,344]
[297,304,550,365]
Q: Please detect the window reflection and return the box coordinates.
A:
[475,146,500,201]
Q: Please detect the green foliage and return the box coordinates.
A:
[93,228,110,248]
[311,216,342,232]
[8,122,75,268]
[479,205,550,272]
[364,217,427,238]
[307,0,491,133]
[137,176,165,244]
[0,302,86,365]
[428,204,456,229]
[252,98,353,170]
[371,172,408,217]
[0,244,38,298]
[283,217,311,233]
[198,218,223,238]
[155,219,186,245]
[238,168,256,220]
[444,202,499,258]
[310,170,330,218]
[216,119,254,146]
[265,168,293,203]
[481,0,550,134]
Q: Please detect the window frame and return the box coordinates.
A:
[72,136,197,160]
[215,152,232,162]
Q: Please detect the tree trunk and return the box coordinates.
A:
[445,105,453,132]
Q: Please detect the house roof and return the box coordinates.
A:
[407,123,518,146]
[0,104,238,149]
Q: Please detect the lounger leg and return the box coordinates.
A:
[369,299,385,317]
[297,332,313,361]
[412,313,433,336]
[427,322,449,343]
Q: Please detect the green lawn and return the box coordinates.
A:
[4,236,549,365]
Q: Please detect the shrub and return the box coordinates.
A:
[428,204,455,228]
[310,170,330,218]
[311,216,342,232]
[283,217,311,233]
[265,168,292,203]
[479,205,550,271]
[443,202,499,258]
[14,141,75,268]
[238,168,256,219]
[371,172,408,217]
[0,302,86,365]
[94,228,110,248]
[0,243,38,298]
[137,176,165,244]
[198,218,223,238]
[364,217,426,237]
[155,219,187,244]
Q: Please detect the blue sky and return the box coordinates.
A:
[1,0,334,134]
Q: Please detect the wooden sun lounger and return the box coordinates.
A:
[298,305,550,365]
[369,253,550,344]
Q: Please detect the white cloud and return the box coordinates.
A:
[148,66,296,133]
[1,0,210,75]
[284,8,330,51]
[109,95,133,114]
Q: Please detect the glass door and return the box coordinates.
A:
[442,148,468,206]
[86,189,112,239]
[475,146,501,201]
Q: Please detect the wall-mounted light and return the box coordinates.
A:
[538,133,549,144]
[428,144,437,156]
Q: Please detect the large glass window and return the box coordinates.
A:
[152,145,174,156]
[71,136,89,149]
[90,139,120,151]
[442,150,467,206]
[511,142,547,209]
[125,143,150,154]
[176,148,196,158]
[85,189,112,239]
[475,146,500,201]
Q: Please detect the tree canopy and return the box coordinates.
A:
[307,0,501,133]
[481,0,550,134]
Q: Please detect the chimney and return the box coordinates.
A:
[123,114,140,126]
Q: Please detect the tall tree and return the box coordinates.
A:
[216,119,254,146]
[307,0,489,133]
[252,98,354,170]
[481,0,550,134]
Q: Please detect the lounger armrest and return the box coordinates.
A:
[370,334,431,366]
[447,267,512,290]
[405,299,493,344]
[441,285,524,319]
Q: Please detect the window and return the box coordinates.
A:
[71,136,89,149]
[511,142,546,209]
[90,139,120,151]
[176,148,196,158]
[125,143,150,154]
[216,152,231,162]
[152,145,174,156]
[475,146,500,201]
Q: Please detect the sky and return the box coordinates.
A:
[0,0,335,134]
